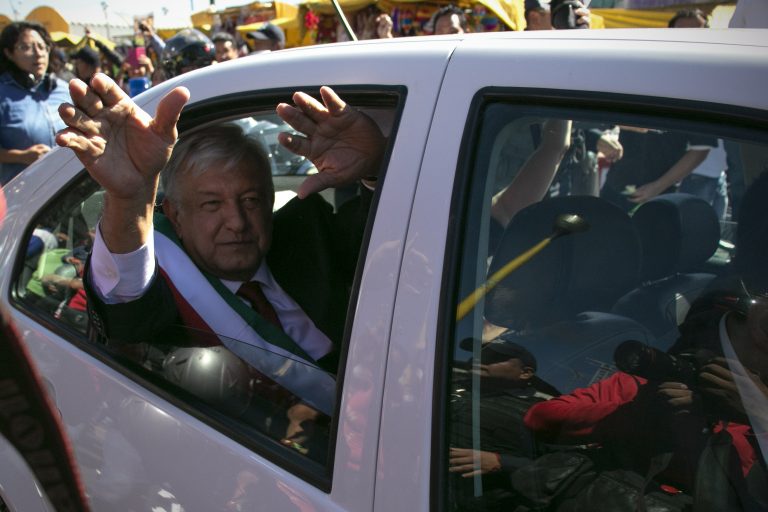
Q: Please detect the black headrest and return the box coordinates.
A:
[485,196,641,328]
[631,193,720,281]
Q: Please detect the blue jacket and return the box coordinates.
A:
[0,71,70,184]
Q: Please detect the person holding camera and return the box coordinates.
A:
[522,272,768,509]
[524,0,591,31]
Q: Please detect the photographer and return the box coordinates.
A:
[522,276,768,508]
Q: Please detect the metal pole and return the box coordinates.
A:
[330,0,357,41]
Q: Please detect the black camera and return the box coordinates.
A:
[139,22,149,32]
[550,0,588,30]
[613,340,714,386]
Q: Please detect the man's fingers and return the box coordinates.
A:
[291,91,330,124]
[297,173,334,199]
[69,79,104,118]
[277,102,319,136]
[55,129,106,160]
[319,86,348,116]
[90,73,128,108]
[277,132,311,158]
[152,87,190,142]
[58,103,101,136]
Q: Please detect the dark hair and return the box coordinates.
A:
[211,32,236,45]
[0,21,54,73]
[433,4,468,32]
[668,9,709,28]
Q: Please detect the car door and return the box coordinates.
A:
[0,40,456,511]
[377,31,768,511]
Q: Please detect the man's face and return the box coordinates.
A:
[672,16,706,28]
[214,40,238,62]
[477,357,534,383]
[434,14,465,35]
[165,162,274,282]
[526,9,553,30]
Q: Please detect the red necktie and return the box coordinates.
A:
[236,281,284,330]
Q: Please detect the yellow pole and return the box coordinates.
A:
[456,235,553,321]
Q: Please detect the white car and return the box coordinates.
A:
[1,29,768,511]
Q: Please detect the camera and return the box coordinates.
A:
[139,22,149,32]
[550,0,588,30]
[613,340,714,386]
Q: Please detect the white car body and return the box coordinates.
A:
[1,29,767,511]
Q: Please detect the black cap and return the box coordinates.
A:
[246,23,285,45]
[73,47,99,67]
[481,340,537,371]
[525,0,551,11]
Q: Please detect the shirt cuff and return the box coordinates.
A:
[89,222,156,303]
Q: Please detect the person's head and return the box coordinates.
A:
[73,46,101,83]
[161,124,275,281]
[246,24,285,53]
[211,32,238,62]
[477,341,537,384]
[161,28,214,77]
[668,9,709,28]
[0,21,54,80]
[49,47,67,75]
[524,0,552,30]
[432,5,468,35]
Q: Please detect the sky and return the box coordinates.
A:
[10,0,247,26]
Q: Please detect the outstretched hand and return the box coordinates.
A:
[56,73,189,202]
[276,86,386,199]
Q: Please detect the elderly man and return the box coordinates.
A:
[55,74,384,411]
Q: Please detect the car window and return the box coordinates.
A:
[12,91,401,485]
[444,99,768,511]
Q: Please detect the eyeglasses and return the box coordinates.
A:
[14,42,50,55]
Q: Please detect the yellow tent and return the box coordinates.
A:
[25,6,69,33]
[236,1,303,47]
[0,14,12,30]
[50,31,82,47]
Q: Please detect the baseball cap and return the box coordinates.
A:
[480,340,538,371]
[73,47,100,68]
[525,0,551,11]
[246,23,285,46]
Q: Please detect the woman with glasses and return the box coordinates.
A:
[0,22,70,185]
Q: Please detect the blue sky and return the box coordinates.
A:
[11,0,245,26]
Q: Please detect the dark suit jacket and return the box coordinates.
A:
[85,189,371,374]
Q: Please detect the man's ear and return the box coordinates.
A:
[162,198,183,238]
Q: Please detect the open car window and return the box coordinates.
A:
[444,98,768,511]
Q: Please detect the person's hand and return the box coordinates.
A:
[574,3,591,28]
[699,357,768,424]
[629,180,664,204]
[449,447,501,477]
[597,134,623,162]
[21,143,51,164]
[281,402,321,455]
[276,86,386,199]
[376,14,394,38]
[56,73,189,202]
[658,381,696,414]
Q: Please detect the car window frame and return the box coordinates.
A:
[9,84,407,491]
[432,86,768,511]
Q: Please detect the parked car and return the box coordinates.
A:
[1,28,767,511]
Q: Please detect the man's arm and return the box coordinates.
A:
[55,74,188,255]
[629,147,710,204]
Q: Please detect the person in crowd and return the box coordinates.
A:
[431,4,469,35]
[0,22,70,185]
[600,127,716,212]
[525,0,591,30]
[246,23,285,53]
[668,8,709,28]
[449,340,556,510]
[49,47,74,82]
[55,74,383,389]
[159,28,215,78]
[72,46,102,83]
[212,31,240,62]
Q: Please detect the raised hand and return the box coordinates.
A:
[56,74,189,200]
[55,73,189,252]
[276,86,385,199]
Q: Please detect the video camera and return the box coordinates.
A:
[550,0,589,30]
[613,340,715,387]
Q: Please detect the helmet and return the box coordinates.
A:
[160,28,214,78]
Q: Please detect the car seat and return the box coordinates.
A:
[484,196,653,393]
[611,193,720,347]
